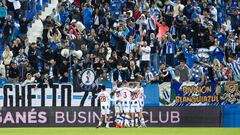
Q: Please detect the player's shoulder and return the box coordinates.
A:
[116,87,122,91]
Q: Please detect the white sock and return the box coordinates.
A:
[140,118,145,125]
[135,114,139,126]
[131,119,134,127]
[135,117,139,126]
[98,121,102,126]
[106,122,109,127]
[125,115,131,126]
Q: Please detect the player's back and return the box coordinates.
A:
[120,87,132,102]
[114,87,122,103]
[131,88,140,102]
[98,91,111,106]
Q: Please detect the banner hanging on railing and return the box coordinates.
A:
[0,83,104,107]
[0,81,239,107]
[159,81,240,106]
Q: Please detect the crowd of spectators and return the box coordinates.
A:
[0,0,240,88]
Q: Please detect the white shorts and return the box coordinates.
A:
[121,101,130,113]
[114,102,122,113]
[101,105,110,115]
[130,101,141,113]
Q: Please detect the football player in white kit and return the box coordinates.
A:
[96,85,112,128]
[137,83,146,127]
[129,82,146,128]
[129,83,141,127]
[120,81,133,128]
[111,81,123,128]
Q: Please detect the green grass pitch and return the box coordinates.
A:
[0,128,239,135]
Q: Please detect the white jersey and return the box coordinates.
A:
[97,91,111,107]
[131,87,139,102]
[114,87,122,104]
[120,87,132,102]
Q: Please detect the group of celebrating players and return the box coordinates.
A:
[96,81,146,128]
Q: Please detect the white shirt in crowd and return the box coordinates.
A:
[209,6,218,22]
[140,45,151,61]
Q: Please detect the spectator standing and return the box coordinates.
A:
[190,61,204,84]
[2,46,13,76]
[3,15,14,44]
[139,41,150,76]
[0,2,7,29]
[165,32,176,67]
[175,59,190,82]
[8,61,19,83]
[28,42,38,71]
[19,16,34,40]
[82,3,93,31]
[147,33,159,69]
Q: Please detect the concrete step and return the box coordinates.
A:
[27,0,59,43]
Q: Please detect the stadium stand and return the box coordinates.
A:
[0,0,239,87]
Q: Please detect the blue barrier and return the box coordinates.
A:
[144,83,160,106]
[223,104,240,127]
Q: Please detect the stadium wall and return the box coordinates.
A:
[223,105,240,127]
[0,106,221,127]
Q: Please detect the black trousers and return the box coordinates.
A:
[166,54,174,67]
[140,61,149,76]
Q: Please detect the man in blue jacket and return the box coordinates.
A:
[82,3,93,31]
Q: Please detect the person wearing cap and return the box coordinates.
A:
[190,60,204,84]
